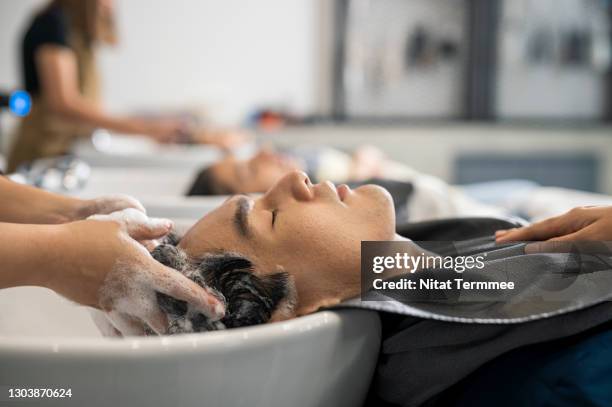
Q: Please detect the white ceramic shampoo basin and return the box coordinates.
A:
[71,167,199,198]
[66,167,228,220]
[71,134,224,169]
[0,287,381,407]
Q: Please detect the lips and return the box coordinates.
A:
[336,184,351,201]
[312,180,349,202]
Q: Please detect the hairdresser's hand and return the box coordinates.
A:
[496,206,612,253]
[145,119,189,144]
[192,128,252,150]
[49,209,225,335]
[74,194,146,221]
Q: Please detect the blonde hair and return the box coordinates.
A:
[49,0,117,46]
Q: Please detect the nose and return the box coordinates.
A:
[264,170,313,204]
[252,148,276,165]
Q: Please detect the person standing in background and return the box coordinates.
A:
[7,0,248,172]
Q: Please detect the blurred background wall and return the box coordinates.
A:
[1,0,611,192]
[496,0,608,119]
[0,0,324,124]
[336,0,611,120]
[2,0,609,123]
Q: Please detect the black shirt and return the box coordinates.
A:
[22,6,69,95]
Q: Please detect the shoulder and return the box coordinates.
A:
[26,6,69,45]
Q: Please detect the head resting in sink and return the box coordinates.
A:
[178,170,397,319]
[151,234,296,334]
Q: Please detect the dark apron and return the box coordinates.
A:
[7,32,99,172]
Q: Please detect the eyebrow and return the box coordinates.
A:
[233,196,252,238]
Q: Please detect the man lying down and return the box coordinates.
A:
[93,171,612,406]
[187,146,505,223]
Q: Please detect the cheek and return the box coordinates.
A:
[360,205,395,240]
[351,188,396,239]
[269,166,289,181]
[252,178,274,193]
[276,211,360,270]
[255,165,281,181]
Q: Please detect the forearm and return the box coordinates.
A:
[36,46,150,136]
[50,97,149,135]
[0,222,66,289]
[0,176,84,224]
[0,221,113,309]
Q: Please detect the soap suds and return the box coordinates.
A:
[90,209,222,336]
[89,194,147,215]
[88,208,292,336]
[149,236,295,335]
[88,208,173,250]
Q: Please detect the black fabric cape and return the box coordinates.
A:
[340,217,612,406]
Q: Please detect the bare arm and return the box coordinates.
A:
[0,222,65,288]
[0,214,224,335]
[0,175,83,223]
[36,45,184,142]
[0,176,145,224]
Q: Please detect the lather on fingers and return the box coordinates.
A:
[80,194,146,219]
[88,208,174,243]
[151,264,226,321]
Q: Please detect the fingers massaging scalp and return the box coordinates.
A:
[90,208,294,335]
[89,208,226,335]
[150,234,296,334]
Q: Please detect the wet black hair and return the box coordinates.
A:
[186,166,233,196]
[150,235,294,334]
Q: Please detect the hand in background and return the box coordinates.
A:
[145,118,189,143]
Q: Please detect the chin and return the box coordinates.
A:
[356,183,393,206]
[355,184,396,234]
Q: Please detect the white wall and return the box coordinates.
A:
[0,0,320,124]
[261,124,612,194]
[0,0,46,90]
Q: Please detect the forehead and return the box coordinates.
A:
[211,156,236,181]
[215,154,237,171]
[178,196,244,257]
[214,156,249,190]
